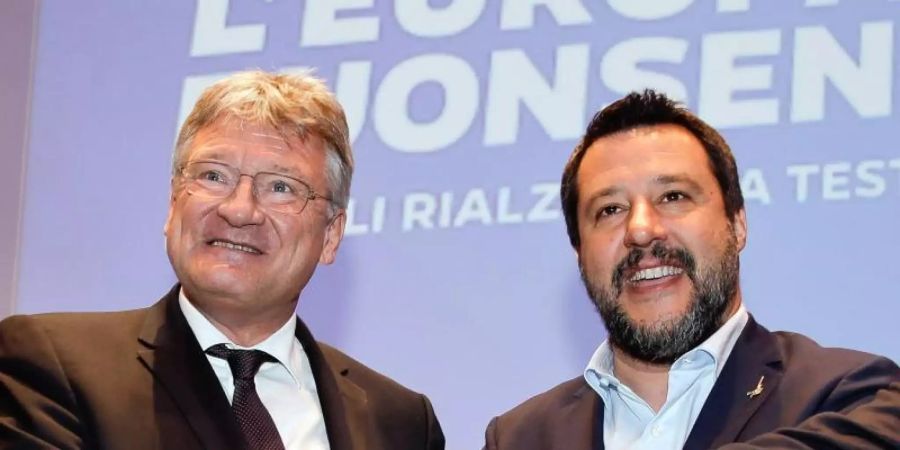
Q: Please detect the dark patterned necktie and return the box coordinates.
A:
[206,344,286,450]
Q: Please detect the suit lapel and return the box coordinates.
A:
[549,383,601,450]
[593,398,606,450]
[683,316,784,450]
[333,370,372,450]
[295,317,371,450]
[136,286,244,450]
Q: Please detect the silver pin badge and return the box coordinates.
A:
[746,375,765,399]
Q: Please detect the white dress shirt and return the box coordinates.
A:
[584,304,749,450]
[179,291,331,450]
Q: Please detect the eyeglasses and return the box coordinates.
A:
[177,160,334,214]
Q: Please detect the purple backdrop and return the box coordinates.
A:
[12,2,900,448]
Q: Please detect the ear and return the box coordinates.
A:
[163,178,178,236]
[319,209,346,265]
[732,208,748,252]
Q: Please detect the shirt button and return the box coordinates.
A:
[651,425,662,437]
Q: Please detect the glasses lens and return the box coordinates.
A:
[183,162,235,198]
[180,162,313,214]
[255,173,311,213]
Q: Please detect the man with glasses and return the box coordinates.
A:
[0,71,445,450]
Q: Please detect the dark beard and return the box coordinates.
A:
[580,233,740,365]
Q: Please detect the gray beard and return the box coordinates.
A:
[580,235,740,365]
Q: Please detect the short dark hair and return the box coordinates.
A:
[561,90,744,248]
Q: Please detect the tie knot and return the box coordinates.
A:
[206,344,276,380]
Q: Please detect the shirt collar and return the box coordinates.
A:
[584,303,749,391]
[178,288,304,385]
[584,340,618,390]
[695,302,748,376]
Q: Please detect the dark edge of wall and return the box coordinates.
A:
[1,0,40,318]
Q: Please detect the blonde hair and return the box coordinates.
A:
[173,70,353,208]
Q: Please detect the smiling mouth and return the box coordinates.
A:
[629,265,684,283]
[208,239,262,255]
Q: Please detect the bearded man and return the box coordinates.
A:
[483,90,899,450]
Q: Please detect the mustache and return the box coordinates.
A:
[611,242,697,293]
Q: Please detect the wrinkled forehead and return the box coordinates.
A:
[185,116,321,161]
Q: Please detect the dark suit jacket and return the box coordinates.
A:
[0,286,445,450]
[485,317,899,450]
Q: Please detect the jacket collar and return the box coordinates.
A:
[682,315,783,449]
[543,381,600,450]
[583,315,783,450]
[136,285,372,450]
[293,312,371,450]
[136,285,244,450]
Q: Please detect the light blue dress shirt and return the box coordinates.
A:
[584,304,749,450]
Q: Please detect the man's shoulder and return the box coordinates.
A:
[496,376,591,423]
[314,341,444,441]
[485,377,594,449]
[0,307,149,344]
[0,307,155,386]
[758,327,899,409]
[316,341,427,400]
[769,328,896,373]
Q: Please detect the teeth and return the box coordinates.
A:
[211,240,261,254]
[630,265,683,282]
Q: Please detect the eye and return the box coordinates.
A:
[262,175,307,198]
[661,191,687,203]
[272,179,294,194]
[199,169,227,183]
[595,204,623,220]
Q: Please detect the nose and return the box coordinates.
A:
[624,200,666,248]
[216,176,265,227]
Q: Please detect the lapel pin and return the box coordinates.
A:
[746,375,765,399]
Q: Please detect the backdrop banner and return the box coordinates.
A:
[16,2,899,448]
